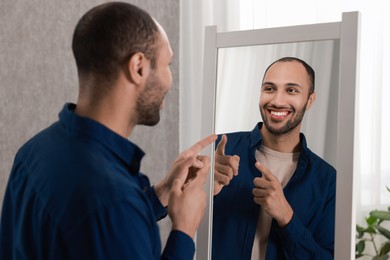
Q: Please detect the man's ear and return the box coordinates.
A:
[127,52,150,85]
[306,92,316,111]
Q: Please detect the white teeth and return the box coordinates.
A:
[271,111,288,116]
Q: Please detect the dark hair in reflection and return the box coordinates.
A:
[263,57,315,94]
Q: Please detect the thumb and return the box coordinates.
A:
[216,134,227,156]
[171,178,184,194]
[173,156,201,183]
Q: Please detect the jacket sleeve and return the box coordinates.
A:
[272,181,335,259]
[62,196,195,260]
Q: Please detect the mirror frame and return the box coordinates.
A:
[198,12,360,260]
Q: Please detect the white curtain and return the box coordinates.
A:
[180,0,390,251]
[179,0,241,152]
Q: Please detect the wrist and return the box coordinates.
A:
[171,224,196,239]
[277,206,293,227]
[154,180,170,207]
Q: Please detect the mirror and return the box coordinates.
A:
[199,12,359,260]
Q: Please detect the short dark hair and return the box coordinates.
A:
[72,2,159,86]
[263,57,315,94]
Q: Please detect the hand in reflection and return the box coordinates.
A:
[214,134,240,195]
[252,162,293,227]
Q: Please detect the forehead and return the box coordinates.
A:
[155,23,173,61]
[264,61,309,86]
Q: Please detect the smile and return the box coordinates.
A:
[270,111,288,117]
[268,109,291,121]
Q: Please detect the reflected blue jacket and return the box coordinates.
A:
[212,123,336,259]
[0,103,194,260]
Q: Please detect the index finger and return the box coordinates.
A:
[255,162,274,180]
[180,134,217,160]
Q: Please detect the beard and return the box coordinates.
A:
[135,72,166,126]
[260,102,308,135]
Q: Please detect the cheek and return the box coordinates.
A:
[158,68,172,92]
[155,69,172,92]
[297,97,309,109]
[259,95,268,107]
[289,101,305,114]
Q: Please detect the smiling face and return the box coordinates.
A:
[259,60,316,136]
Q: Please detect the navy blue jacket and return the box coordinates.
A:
[0,103,194,260]
[212,123,336,259]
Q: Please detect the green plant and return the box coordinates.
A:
[356,187,390,259]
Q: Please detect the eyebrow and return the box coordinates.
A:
[286,82,303,88]
[262,82,303,88]
[262,82,275,86]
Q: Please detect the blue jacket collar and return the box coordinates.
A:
[249,122,310,181]
[249,122,309,154]
[59,103,145,173]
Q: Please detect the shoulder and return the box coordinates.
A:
[301,148,336,190]
[299,133,336,177]
[217,130,251,146]
[306,148,335,173]
[11,121,148,222]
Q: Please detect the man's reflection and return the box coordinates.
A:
[212,57,335,259]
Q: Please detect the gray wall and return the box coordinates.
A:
[0,0,179,248]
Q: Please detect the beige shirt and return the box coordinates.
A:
[251,145,299,260]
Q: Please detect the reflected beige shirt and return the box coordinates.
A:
[251,145,299,260]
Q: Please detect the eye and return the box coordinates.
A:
[287,88,299,94]
[262,86,274,92]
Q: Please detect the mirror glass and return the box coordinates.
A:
[215,40,340,166]
[212,39,340,257]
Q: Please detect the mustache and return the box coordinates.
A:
[264,104,294,112]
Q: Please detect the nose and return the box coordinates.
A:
[270,90,287,107]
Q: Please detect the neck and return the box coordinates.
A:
[75,75,138,138]
[260,124,301,153]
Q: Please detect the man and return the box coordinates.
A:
[0,2,216,259]
[212,57,336,259]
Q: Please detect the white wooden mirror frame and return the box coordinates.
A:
[198,12,360,260]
